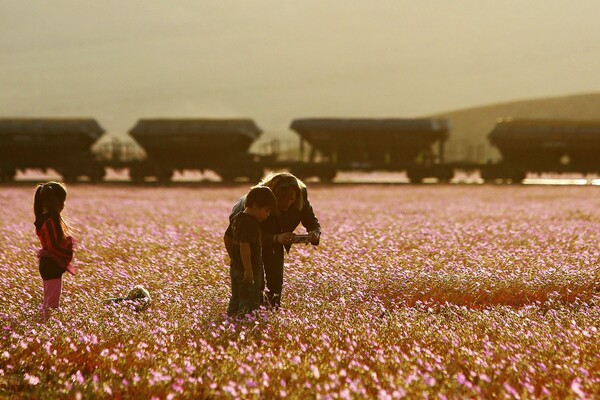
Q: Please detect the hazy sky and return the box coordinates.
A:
[2,1,600,139]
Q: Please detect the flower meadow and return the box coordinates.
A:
[1,183,599,399]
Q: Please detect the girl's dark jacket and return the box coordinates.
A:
[229,187,321,254]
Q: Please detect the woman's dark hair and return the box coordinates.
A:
[245,186,277,210]
[258,172,305,211]
[33,181,69,237]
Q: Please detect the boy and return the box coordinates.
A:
[224,186,277,316]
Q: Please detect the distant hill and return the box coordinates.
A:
[435,92,600,163]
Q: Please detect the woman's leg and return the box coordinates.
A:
[263,248,284,307]
[227,266,241,316]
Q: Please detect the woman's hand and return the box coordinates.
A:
[308,231,320,245]
[277,232,295,245]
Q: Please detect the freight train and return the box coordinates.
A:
[1,117,599,184]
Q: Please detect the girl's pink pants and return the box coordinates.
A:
[42,278,62,313]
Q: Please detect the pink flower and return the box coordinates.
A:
[310,365,320,379]
[503,383,520,399]
[570,379,587,399]
[424,375,436,387]
[73,370,84,385]
[24,373,40,385]
[103,383,112,395]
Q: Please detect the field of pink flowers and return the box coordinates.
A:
[1,183,599,399]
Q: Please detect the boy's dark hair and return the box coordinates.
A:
[244,186,277,210]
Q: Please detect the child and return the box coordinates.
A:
[224,186,277,316]
[33,181,76,318]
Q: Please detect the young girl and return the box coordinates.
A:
[33,181,76,317]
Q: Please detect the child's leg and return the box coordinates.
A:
[237,271,262,316]
[43,278,62,314]
[39,258,64,317]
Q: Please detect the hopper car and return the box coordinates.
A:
[126,119,264,183]
[289,118,453,183]
[0,119,106,182]
[480,118,600,183]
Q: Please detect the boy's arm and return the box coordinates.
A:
[223,233,235,260]
[239,242,254,284]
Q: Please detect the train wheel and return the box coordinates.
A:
[87,166,106,183]
[289,169,305,182]
[435,166,454,183]
[509,170,526,184]
[129,171,144,183]
[406,168,425,184]
[157,169,173,183]
[0,168,16,182]
[129,164,145,183]
[217,171,236,183]
[317,164,337,183]
[88,174,103,183]
[319,170,337,183]
[58,170,78,183]
[245,166,264,183]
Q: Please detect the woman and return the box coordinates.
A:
[228,172,321,308]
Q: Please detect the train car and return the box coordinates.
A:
[127,118,264,182]
[481,118,600,183]
[0,118,106,182]
[289,118,453,183]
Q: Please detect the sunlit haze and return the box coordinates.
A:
[2,1,600,138]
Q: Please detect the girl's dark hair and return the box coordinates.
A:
[34,181,69,237]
